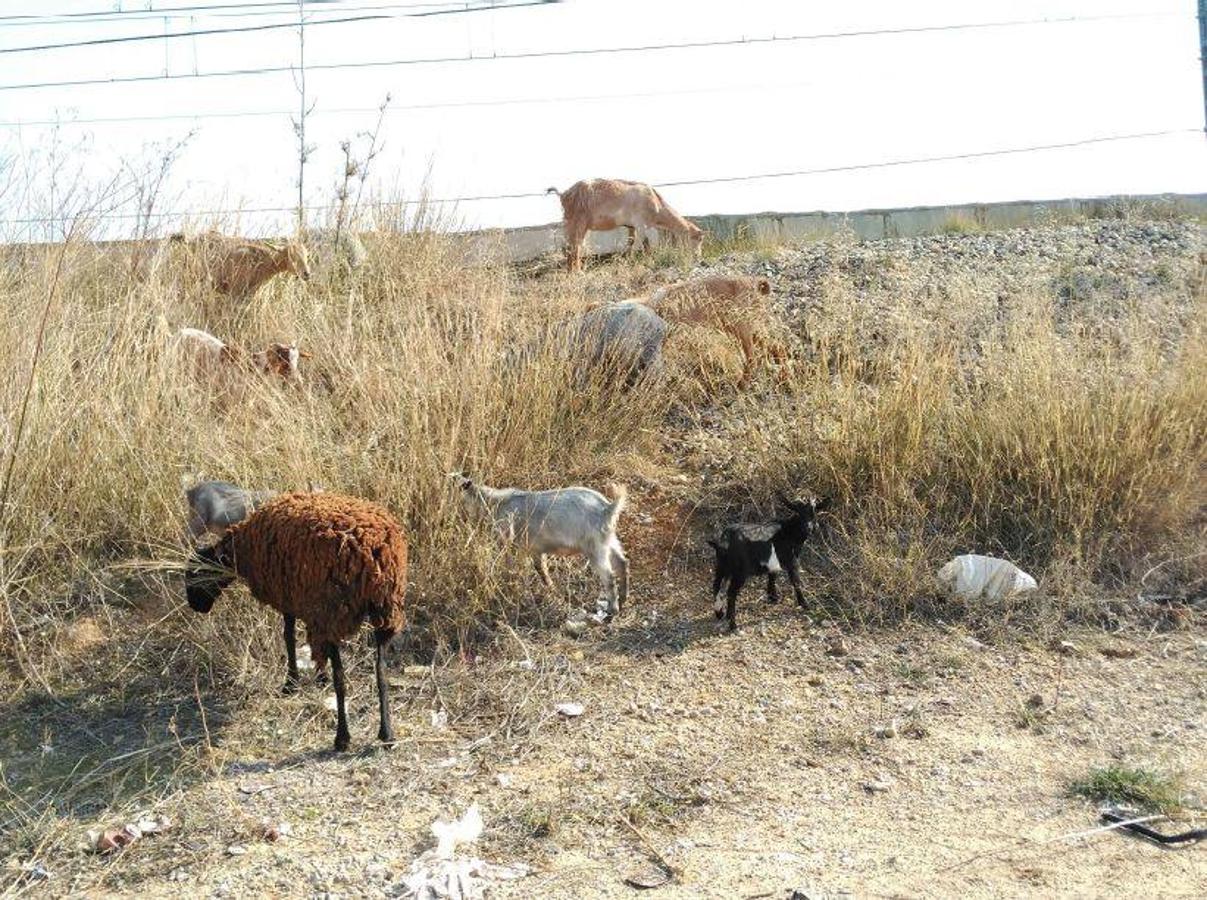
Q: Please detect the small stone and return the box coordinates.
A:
[1100,645,1138,659]
[825,636,849,657]
[1054,640,1081,655]
[863,779,893,793]
[563,619,588,638]
[225,845,248,856]
[873,721,898,739]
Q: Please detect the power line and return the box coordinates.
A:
[0,1,393,25]
[0,1,556,53]
[0,127,1194,226]
[0,13,383,54]
[0,78,821,128]
[0,1,542,28]
[0,11,1185,93]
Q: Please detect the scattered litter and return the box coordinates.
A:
[555,702,585,718]
[86,813,173,854]
[432,804,484,859]
[623,864,672,890]
[516,659,535,671]
[873,721,898,739]
[225,845,248,856]
[257,820,292,843]
[1100,808,1207,845]
[395,855,529,899]
[825,635,849,657]
[238,783,275,797]
[1100,645,1139,660]
[863,778,893,794]
[563,619,589,638]
[430,709,449,730]
[494,773,513,788]
[1055,640,1081,655]
[296,644,315,672]
[324,695,338,712]
[938,554,1037,601]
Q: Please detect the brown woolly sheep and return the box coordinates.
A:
[548,179,704,272]
[185,492,407,751]
[644,275,786,385]
[171,230,311,301]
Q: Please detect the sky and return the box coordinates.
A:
[0,0,1204,239]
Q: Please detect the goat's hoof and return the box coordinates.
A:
[726,621,739,634]
[767,596,780,605]
[315,672,330,688]
[281,679,300,696]
[334,734,351,753]
[378,732,396,749]
[714,610,724,621]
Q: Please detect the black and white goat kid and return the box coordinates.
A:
[707,496,831,632]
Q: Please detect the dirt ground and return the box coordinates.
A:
[6,501,1203,898]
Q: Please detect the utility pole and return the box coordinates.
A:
[293,0,314,234]
[1199,0,1207,133]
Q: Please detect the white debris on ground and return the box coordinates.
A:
[393,805,530,900]
[85,813,172,854]
[937,554,1037,602]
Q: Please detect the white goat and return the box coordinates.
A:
[450,473,630,622]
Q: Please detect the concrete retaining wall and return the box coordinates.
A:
[466,192,1207,264]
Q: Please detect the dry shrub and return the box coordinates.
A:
[0,223,672,679]
[693,267,1206,625]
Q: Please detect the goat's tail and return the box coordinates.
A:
[603,482,628,533]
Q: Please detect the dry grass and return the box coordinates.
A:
[0,205,1203,890]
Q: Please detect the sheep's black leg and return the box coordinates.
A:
[328,642,351,752]
[725,575,746,633]
[786,556,807,607]
[282,614,299,695]
[767,573,780,604]
[374,629,395,747]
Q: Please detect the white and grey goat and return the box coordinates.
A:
[450,473,630,622]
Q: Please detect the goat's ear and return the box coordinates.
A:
[812,496,833,513]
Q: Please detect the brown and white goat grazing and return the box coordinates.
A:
[644,275,787,385]
[547,179,704,272]
[171,231,311,300]
[175,327,309,387]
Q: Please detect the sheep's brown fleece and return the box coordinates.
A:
[217,492,407,668]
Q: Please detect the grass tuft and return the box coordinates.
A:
[1069,764,1183,814]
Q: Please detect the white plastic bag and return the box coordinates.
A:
[937,554,1037,601]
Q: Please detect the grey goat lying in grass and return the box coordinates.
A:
[450,472,630,622]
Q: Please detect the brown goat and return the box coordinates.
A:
[548,179,704,272]
[171,231,311,300]
[644,275,786,385]
[185,492,408,752]
[174,327,310,390]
